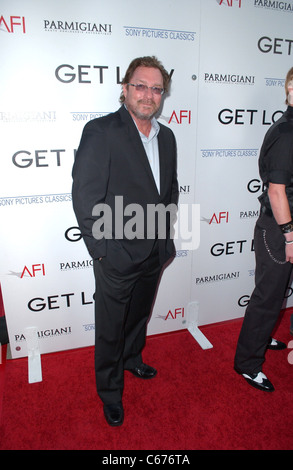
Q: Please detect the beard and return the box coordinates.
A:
[128,99,159,121]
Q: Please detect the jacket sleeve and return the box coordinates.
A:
[72,120,110,260]
[171,131,179,207]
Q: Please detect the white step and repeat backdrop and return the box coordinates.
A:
[1,0,293,359]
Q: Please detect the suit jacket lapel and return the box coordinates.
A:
[119,106,160,196]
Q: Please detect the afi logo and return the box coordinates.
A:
[168,110,191,124]
[210,211,229,224]
[165,307,185,320]
[21,264,45,278]
[217,0,241,7]
[0,15,26,33]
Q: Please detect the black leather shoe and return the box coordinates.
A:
[103,402,124,426]
[128,363,157,379]
[267,337,287,350]
[236,369,274,392]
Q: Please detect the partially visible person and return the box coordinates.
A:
[234,67,293,392]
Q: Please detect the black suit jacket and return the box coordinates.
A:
[72,105,178,274]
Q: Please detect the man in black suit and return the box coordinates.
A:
[72,56,178,426]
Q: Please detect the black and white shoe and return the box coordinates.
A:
[267,337,286,350]
[241,371,275,392]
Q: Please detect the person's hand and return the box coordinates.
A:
[285,243,293,263]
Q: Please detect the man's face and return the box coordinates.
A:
[123,66,164,121]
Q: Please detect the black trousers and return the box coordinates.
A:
[93,241,162,404]
[234,211,292,374]
[0,316,9,345]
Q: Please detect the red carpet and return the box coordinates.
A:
[0,308,292,451]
